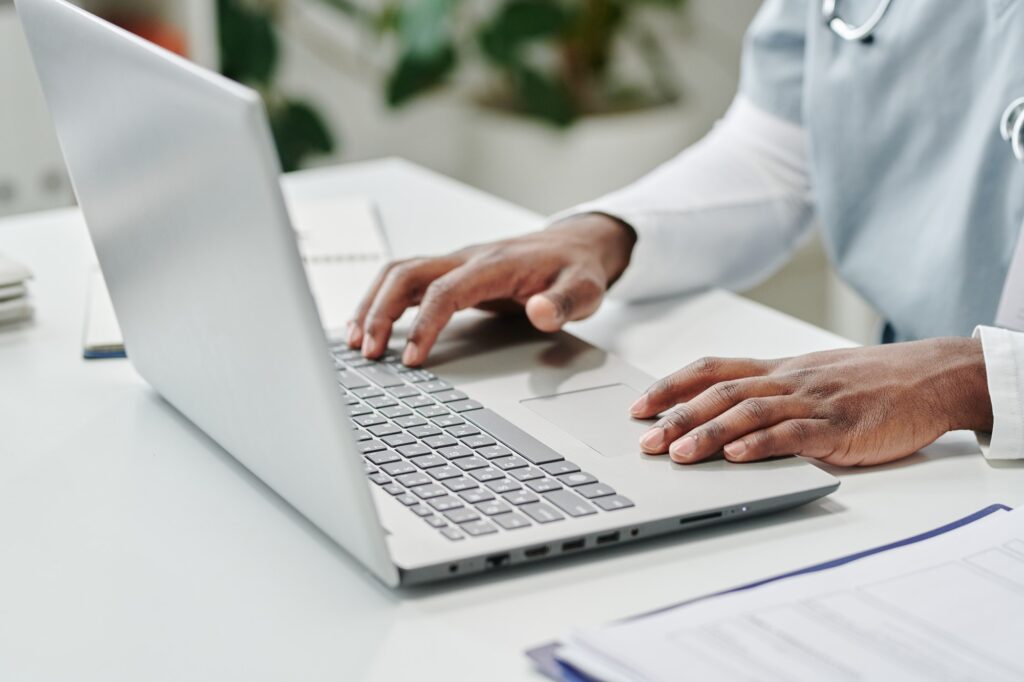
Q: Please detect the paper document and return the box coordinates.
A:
[559,506,1024,682]
[83,196,389,358]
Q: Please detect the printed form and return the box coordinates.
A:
[559,507,1024,682]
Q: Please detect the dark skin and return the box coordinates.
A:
[348,214,994,466]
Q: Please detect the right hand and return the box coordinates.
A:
[347,213,637,366]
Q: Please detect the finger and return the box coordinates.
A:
[667,397,812,464]
[361,258,459,358]
[639,377,791,454]
[721,419,833,463]
[347,261,396,348]
[630,356,776,419]
[402,260,519,366]
[524,267,606,332]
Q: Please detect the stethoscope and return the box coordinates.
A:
[823,0,893,42]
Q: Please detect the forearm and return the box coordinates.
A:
[550,95,815,301]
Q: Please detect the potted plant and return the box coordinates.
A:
[316,0,702,213]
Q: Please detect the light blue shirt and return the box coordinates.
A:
[742,0,1024,342]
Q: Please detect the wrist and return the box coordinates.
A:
[939,337,993,432]
[549,212,637,285]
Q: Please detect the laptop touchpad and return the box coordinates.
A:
[521,384,651,458]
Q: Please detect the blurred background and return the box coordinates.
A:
[0,0,878,343]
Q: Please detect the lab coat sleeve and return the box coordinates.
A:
[974,326,1024,459]
[550,95,814,302]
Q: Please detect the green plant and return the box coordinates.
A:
[218,0,336,171]
[322,0,687,127]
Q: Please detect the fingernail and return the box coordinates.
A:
[670,436,697,459]
[724,440,747,458]
[640,427,664,450]
[402,342,419,366]
[630,396,647,415]
[347,323,360,348]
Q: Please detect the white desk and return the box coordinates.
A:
[1,159,1021,681]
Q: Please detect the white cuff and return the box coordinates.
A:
[974,325,1024,460]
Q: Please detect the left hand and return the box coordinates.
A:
[629,338,993,467]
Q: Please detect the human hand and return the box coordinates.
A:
[347,213,636,366]
[629,338,993,466]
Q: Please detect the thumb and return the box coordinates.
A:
[525,269,605,332]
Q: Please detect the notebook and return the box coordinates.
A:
[83,196,389,359]
[529,503,1019,682]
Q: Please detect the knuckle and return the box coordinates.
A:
[712,380,740,406]
[737,398,770,422]
[423,278,456,304]
[784,420,810,443]
[658,405,693,432]
[700,420,726,443]
[649,372,683,400]
[692,356,721,378]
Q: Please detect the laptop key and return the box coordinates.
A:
[354,413,386,427]
[418,380,452,393]
[432,414,465,428]
[460,488,494,504]
[477,444,513,460]
[558,471,597,487]
[465,409,564,464]
[463,434,496,449]
[403,395,434,409]
[388,385,420,399]
[337,370,370,390]
[526,478,561,493]
[358,440,387,454]
[429,465,462,481]
[544,489,597,517]
[487,479,522,494]
[354,429,372,442]
[470,467,504,482]
[364,463,377,475]
[346,404,373,417]
[594,495,634,511]
[440,527,464,541]
[444,507,480,524]
[455,455,489,471]
[461,519,498,537]
[446,424,480,438]
[418,405,449,418]
[410,504,433,517]
[383,433,416,448]
[541,461,580,476]
[576,483,616,499]
[366,396,398,409]
[424,515,448,529]
[492,456,528,471]
[400,368,437,382]
[428,495,463,512]
[396,493,419,506]
[383,483,404,496]
[503,490,539,506]
[413,484,447,500]
[381,405,413,419]
[368,423,400,437]
[520,502,565,524]
[409,425,442,439]
[424,434,457,449]
[382,461,416,477]
[433,389,468,403]
[444,477,477,492]
[353,385,384,399]
[494,513,531,530]
[398,443,431,458]
[510,467,544,482]
[396,472,431,487]
[358,364,405,388]
[439,444,474,460]
[476,500,512,516]
[395,415,427,429]
[366,450,400,465]
[410,454,446,469]
[368,472,390,486]
[449,399,483,413]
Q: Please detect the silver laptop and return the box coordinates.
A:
[18,0,839,586]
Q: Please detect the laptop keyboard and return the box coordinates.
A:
[330,344,634,541]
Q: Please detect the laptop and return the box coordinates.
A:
[17,0,839,586]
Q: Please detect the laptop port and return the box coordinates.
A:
[524,545,549,559]
[679,511,723,526]
[486,553,510,569]
[561,538,585,552]
[596,531,620,545]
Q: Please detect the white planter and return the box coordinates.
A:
[464,103,710,215]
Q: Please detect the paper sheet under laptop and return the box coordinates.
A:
[559,505,1024,682]
[83,196,389,357]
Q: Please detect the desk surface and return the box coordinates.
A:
[1,159,1021,682]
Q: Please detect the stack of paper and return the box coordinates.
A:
[0,253,33,325]
[536,504,1023,682]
